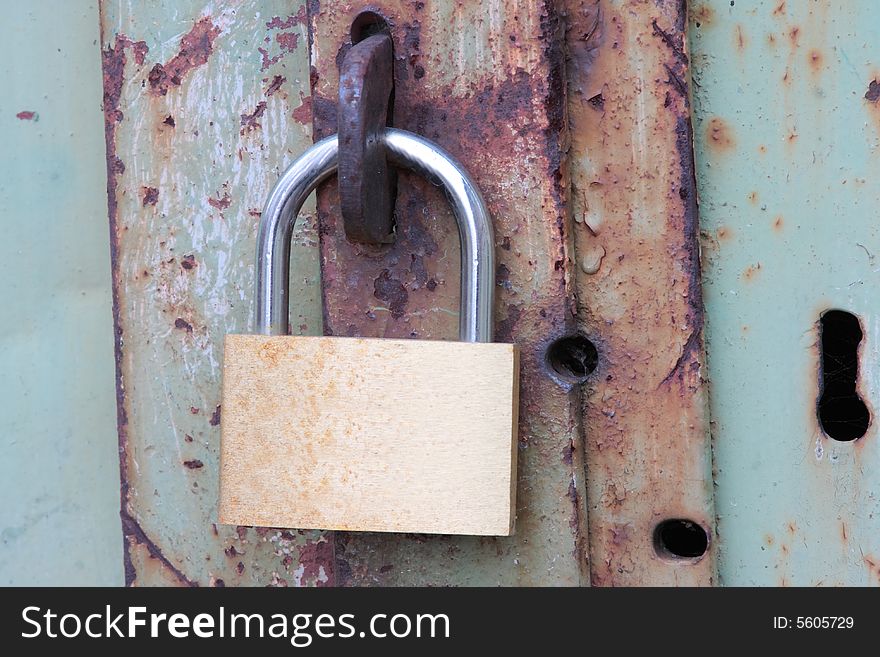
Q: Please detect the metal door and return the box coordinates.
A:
[4,0,875,586]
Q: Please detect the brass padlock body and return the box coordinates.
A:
[220,335,518,535]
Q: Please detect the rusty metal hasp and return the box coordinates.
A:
[338,33,396,243]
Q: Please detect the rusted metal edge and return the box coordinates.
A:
[663,114,705,388]
[566,0,716,585]
[540,0,591,574]
[99,9,222,587]
[99,23,139,588]
[120,511,196,586]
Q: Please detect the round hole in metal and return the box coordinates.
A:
[653,519,710,560]
[545,334,598,383]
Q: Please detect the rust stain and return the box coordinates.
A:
[808,49,823,75]
[258,47,282,71]
[734,24,747,52]
[742,262,762,281]
[266,74,286,96]
[690,4,714,27]
[147,17,221,96]
[864,78,880,137]
[276,31,299,53]
[240,101,267,134]
[717,226,733,241]
[131,40,148,66]
[207,191,231,210]
[373,270,409,320]
[298,537,334,587]
[141,186,158,206]
[180,254,197,270]
[183,459,204,469]
[15,111,38,121]
[773,1,786,17]
[747,191,758,204]
[789,26,800,47]
[864,555,880,583]
[707,117,734,151]
[258,7,307,72]
[773,215,784,232]
[209,405,221,427]
[291,93,313,124]
[266,6,307,30]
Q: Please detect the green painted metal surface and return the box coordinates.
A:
[101,0,330,585]
[102,0,593,586]
[0,1,123,585]
[691,0,880,585]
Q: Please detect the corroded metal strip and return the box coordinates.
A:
[565,0,717,585]
[100,0,331,586]
[309,1,589,585]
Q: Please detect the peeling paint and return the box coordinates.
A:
[147,17,220,96]
[101,0,326,587]
[568,0,716,586]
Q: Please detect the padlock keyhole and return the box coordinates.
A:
[817,309,870,441]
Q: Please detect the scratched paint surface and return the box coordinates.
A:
[310,1,589,585]
[0,1,122,585]
[566,0,716,585]
[101,0,332,585]
[101,0,732,587]
[691,1,880,585]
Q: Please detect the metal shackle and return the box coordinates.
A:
[255,128,495,342]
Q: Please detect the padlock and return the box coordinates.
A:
[219,128,520,536]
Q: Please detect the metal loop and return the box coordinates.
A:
[255,128,495,342]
